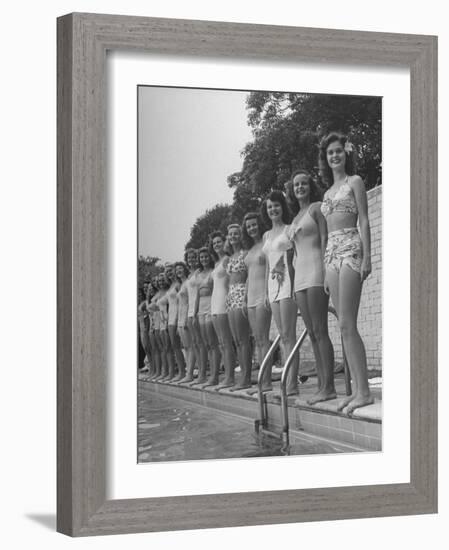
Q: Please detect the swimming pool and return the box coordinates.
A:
[138,387,363,463]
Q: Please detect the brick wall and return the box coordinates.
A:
[268,185,382,372]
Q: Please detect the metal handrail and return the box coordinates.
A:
[256,334,280,430]
[280,328,308,447]
[255,305,352,444]
[280,306,352,446]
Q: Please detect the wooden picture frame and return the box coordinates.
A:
[57,12,437,536]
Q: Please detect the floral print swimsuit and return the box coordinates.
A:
[321,178,362,274]
[262,227,293,303]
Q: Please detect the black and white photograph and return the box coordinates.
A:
[136,85,382,463]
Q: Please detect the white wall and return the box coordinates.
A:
[1,1,445,548]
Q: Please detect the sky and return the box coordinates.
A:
[138,86,253,263]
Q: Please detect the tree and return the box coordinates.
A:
[185,204,233,251]
[233,91,382,198]
[138,255,162,288]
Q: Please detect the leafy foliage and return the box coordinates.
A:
[184,91,381,253]
[138,255,162,288]
[185,204,234,250]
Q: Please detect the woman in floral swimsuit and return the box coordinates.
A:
[318,131,374,414]
[209,230,236,390]
[261,190,299,396]
[225,224,252,391]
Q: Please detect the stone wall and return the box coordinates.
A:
[268,185,382,372]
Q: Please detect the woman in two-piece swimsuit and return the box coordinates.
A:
[209,230,236,389]
[319,131,373,414]
[261,190,299,396]
[195,247,221,387]
[241,212,272,393]
[163,263,186,382]
[286,170,336,404]
[174,261,190,383]
[226,224,252,391]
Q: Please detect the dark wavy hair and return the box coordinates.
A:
[198,246,214,270]
[260,190,291,228]
[285,170,323,216]
[318,131,357,187]
[208,230,227,262]
[241,212,265,249]
[174,261,189,283]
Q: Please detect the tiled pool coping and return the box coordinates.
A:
[142,377,382,452]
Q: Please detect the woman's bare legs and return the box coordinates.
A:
[296,288,336,404]
[228,309,252,390]
[327,265,373,413]
[160,330,175,381]
[199,315,221,387]
[153,331,166,381]
[247,305,272,393]
[178,322,196,383]
[139,328,151,371]
[212,314,236,389]
[148,331,161,380]
[168,325,186,382]
[271,298,299,395]
[190,317,208,385]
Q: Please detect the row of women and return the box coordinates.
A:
[138,132,375,414]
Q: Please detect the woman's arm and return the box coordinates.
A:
[286,248,295,297]
[193,271,200,317]
[350,175,372,281]
[311,202,328,260]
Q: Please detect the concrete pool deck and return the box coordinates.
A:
[139,372,382,452]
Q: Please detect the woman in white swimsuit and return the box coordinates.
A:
[162,263,186,382]
[319,131,373,414]
[184,248,207,385]
[156,270,176,382]
[226,224,252,391]
[149,272,170,381]
[174,261,190,382]
[261,190,299,396]
[209,230,236,389]
[286,170,336,404]
[195,247,221,387]
[147,275,162,380]
[241,212,272,393]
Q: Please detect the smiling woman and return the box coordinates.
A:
[136,83,386,464]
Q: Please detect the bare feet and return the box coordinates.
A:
[246,384,273,396]
[337,395,353,411]
[190,377,207,386]
[215,380,235,391]
[202,378,219,388]
[229,383,252,392]
[345,395,375,415]
[177,375,194,384]
[306,390,337,405]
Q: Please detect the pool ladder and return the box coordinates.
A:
[254,307,351,448]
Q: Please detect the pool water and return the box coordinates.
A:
[138,389,360,463]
